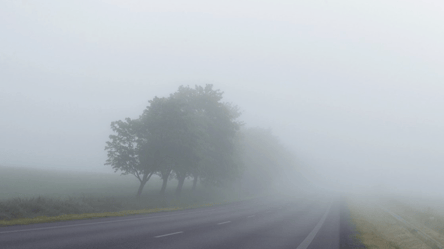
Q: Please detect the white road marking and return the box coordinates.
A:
[296,203,332,249]
[217,221,231,225]
[247,215,255,218]
[154,231,183,238]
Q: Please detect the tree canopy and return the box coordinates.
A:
[105,84,242,197]
[105,84,299,198]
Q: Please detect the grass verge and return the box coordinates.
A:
[0,190,259,227]
[0,202,221,226]
[348,197,431,249]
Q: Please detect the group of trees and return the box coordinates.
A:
[105,84,299,198]
[105,85,242,197]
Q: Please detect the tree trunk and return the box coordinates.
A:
[160,177,168,194]
[192,175,198,191]
[175,175,186,196]
[160,169,171,195]
[136,180,147,198]
[136,172,153,198]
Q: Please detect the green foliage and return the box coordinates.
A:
[104,84,301,198]
[105,118,143,176]
[171,85,243,187]
[105,84,243,196]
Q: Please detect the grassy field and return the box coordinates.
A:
[0,165,150,200]
[348,195,444,249]
[0,165,248,225]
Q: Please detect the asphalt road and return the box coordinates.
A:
[0,194,340,249]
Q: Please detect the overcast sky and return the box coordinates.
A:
[1,0,443,195]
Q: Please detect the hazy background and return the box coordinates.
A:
[1,0,443,196]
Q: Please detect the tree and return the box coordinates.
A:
[140,95,201,196]
[171,85,243,189]
[158,163,173,195]
[104,118,159,198]
[105,96,183,198]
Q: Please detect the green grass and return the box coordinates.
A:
[0,165,251,226]
[0,201,225,226]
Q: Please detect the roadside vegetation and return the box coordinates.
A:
[0,84,299,225]
[348,196,444,249]
[0,165,258,225]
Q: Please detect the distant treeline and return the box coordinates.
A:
[105,85,296,197]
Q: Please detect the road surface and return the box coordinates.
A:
[0,194,342,249]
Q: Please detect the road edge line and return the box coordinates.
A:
[296,203,332,249]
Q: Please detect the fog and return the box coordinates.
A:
[1,0,443,198]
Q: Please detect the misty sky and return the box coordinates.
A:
[1,0,443,195]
